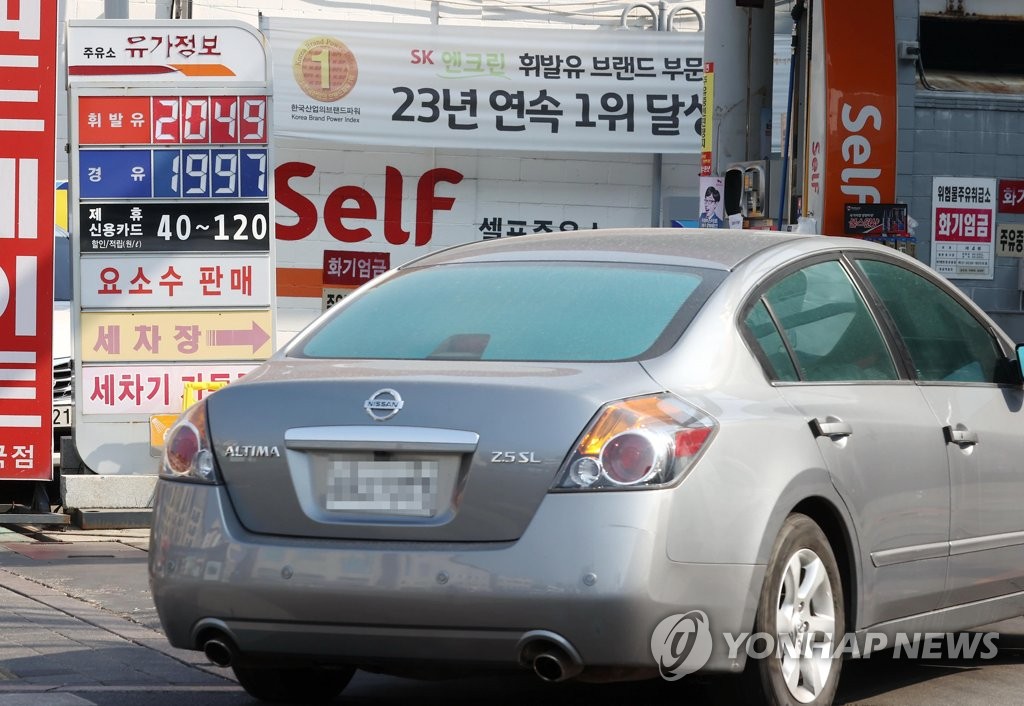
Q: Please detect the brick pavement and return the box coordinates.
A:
[0,527,239,704]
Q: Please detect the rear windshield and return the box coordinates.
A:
[296,262,721,362]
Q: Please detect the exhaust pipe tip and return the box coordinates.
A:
[516,630,584,683]
[202,638,234,668]
[533,651,577,682]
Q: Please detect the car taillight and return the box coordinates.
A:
[554,394,716,491]
[160,399,220,484]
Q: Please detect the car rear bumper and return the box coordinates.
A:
[149,480,764,675]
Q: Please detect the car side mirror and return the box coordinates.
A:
[1015,344,1024,385]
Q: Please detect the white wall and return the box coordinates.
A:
[274,140,698,341]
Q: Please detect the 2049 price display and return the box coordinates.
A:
[152,96,268,144]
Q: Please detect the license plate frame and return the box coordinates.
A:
[326,460,439,517]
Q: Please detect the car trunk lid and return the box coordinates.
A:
[209,358,659,542]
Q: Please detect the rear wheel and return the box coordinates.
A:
[232,664,355,703]
[744,513,844,706]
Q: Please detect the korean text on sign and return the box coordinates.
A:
[0,0,58,479]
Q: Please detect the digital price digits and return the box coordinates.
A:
[152,96,268,144]
[152,148,268,198]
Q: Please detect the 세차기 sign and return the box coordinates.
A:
[930,176,996,280]
[67,19,274,475]
[0,0,57,480]
[83,364,255,415]
[263,17,705,153]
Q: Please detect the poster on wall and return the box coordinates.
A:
[930,176,996,280]
[698,176,725,228]
[998,178,1024,214]
[843,203,908,237]
[699,62,714,176]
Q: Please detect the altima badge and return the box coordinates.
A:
[365,388,404,421]
[224,445,281,459]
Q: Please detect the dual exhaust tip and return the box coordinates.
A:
[201,628,584,682]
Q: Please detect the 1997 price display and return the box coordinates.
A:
[153,148,267,198]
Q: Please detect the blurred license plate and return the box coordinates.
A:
[53,405,72,428]
[327,461,439,516]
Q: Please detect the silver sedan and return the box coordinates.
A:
[149,229,1024,706]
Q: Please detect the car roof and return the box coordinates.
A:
[403,228,855,271]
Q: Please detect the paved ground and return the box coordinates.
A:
[4,523,1024,706]
[0,524,242,705]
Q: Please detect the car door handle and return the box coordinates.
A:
[943,426,979,447]
[810,417,853,440]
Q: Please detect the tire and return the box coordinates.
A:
[743,513,845,706]
[232,664,355,703]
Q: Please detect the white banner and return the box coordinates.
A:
[263,17,705,153]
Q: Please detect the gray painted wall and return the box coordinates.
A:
[896,1,1024,341]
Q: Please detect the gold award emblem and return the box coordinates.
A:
[292,36,358,103]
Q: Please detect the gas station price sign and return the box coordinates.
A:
[78,94,269,200]
[79,147,269,199]
[79,95,268,145]
[67,20,274,476]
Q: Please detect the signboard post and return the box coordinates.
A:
[67,20,274,474]
[0,0,57,481]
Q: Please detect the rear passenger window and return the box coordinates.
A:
[745,261,898,382]
[856,259,1004,383]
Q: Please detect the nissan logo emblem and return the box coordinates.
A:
[364,388,404,421]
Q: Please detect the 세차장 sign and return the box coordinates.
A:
[930,176,996,280]
[66,19,274,475]
[0,0,57,480]
[262,16,705,153]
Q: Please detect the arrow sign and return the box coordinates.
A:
[207,321,271,352]
[81,310,273,362]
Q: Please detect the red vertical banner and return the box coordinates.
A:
[820,0,897,236]
[0,0,57,480]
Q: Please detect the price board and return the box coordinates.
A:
[67,20,274,475]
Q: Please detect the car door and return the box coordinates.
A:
[741,257,950,628]
[854,257,1024,607]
